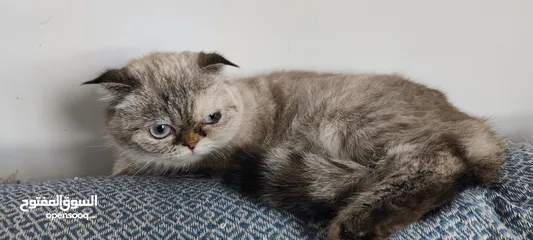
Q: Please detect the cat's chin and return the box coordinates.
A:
[119,150,202,171]
[117,140,225,172]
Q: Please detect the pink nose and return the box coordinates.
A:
[186,142,196,150]
[183,129,200,150]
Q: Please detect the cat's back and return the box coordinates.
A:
[241,70,454,115]
[234,70,504,175]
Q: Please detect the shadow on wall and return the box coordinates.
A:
[52,49,147,181]
[61,88,115,180]
[1,83,115,183]
[0,143,114,182]
[1,48,151,181]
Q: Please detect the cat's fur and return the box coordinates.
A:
[84,51,506,239]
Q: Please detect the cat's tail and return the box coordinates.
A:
[456,119,508,186]
[221,144,371,219]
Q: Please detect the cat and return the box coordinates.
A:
[83,51,506,240]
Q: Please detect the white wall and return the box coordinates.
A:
[1,0,532,181]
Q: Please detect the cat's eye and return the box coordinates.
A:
[149,124,173,139]
[203,111,222,125]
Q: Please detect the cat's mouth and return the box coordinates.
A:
[189,146,205,156]
[187,141,218,157]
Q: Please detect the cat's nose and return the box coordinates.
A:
[185,142,196,150]
[183,130,200,150]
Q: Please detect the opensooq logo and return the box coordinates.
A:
[19,195,98,220]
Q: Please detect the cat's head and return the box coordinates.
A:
[84,51,242,169]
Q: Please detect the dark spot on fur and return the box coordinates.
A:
[453,168,479,188]
[287,151,304,164]
[106,108,116,120]
[440,134,467,161]
[396,122,410,129]
[160,92,170,103]
[222,146,266,196]
[269,151,338,220]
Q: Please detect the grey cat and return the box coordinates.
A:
[84,51,506,240]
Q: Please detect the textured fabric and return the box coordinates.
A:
[1,143,532,239]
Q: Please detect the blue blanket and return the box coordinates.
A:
[1,143,532,239]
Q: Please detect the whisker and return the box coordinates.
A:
[84,145,112,148]
[132,156,159,177]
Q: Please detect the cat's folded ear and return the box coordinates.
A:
[82,69,138,95]
[197,52,239,73]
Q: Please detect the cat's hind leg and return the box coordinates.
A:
[328,145,470,240]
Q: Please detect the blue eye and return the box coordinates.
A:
[203,111,222,124]
[149,124,173,139]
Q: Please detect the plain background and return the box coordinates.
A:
[1,0,532,181]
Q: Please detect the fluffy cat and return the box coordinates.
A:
[84,51,506,239]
